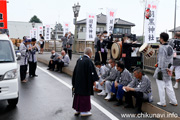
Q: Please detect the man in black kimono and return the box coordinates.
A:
[72,47,99,117]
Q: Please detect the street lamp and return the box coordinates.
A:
[72,2,81,53]
[174,0,177,36]
[73,3,80,17]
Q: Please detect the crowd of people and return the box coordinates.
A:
[93,59,152,114]
[94,30,139,70]
[47,32,73,72]
[19,30,179,116]
[47,50,70,72]
[19,32,74,82]
[72,47,152,116]
[72,32,180,117]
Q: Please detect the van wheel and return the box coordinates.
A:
[7,97,19,107]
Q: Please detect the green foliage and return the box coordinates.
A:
[29,15,42,23]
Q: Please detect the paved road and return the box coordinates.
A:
[37,52,180,117]
[0,62,159,120]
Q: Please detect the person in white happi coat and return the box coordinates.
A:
[28,38,40,78]
[98,59,117,100]
[169,32,180,89]
[94,61,107,91]
[153,32,178,107]
[20,39,30,83]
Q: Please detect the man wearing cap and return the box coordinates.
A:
[28,38,40,78]
[20,39,30,83]
[20,36,27,49]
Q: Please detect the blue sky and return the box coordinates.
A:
[7,0,180,37]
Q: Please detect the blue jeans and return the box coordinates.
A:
[111,82,124,100]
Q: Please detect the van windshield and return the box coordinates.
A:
[0,40,14,63]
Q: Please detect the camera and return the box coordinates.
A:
[127,34,136,42]
[112,34,137,42]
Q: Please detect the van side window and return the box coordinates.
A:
[0,41,14,62]
[0,13,2,20]
[0,23,4,27]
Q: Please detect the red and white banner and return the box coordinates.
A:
[32,28,38,40]
[38,26,43,41]
[106,8,117,35]
[45,25,51,40]
[63,22,70,36]
[0,0,7,29]
[144,0,159,43]
[30,30,33,39]
[86,13,97,41]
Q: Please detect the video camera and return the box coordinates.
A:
[112,34,137,42]
[127,34,136,42]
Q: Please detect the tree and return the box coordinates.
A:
[29,15,42,23]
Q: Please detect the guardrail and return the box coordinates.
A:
[44,40,158,70]
[143,49,158,70]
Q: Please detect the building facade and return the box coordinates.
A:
[8,21,43,39]
[76,13,135,40]
[169,26,180,37]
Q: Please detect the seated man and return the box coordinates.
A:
[98,59,117,100]
[111,61,133,106]
[94,61,107,91]
[123,67,152,114]
[56,50,70,72]
[47,50,59,71]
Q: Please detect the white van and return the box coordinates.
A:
[0,34,19,106]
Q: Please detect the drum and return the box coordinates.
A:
[139,43,155,59]
[111,42,122,60]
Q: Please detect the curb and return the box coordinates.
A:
[37,57,73,76]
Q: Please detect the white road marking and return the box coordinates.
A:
[37,66,119,120]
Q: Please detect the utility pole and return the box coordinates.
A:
[174,0,177,36]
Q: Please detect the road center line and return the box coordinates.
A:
[37,66,119,120]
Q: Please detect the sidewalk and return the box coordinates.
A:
[37,52,180,120]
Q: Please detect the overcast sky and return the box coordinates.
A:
[7,0,180,37]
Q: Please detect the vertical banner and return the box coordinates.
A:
[0,0,7,29]
[32,28,38,40]
[30,30,33,39]
[45,25,51,40]
[86,13,97,41]
[38,26,43,41]
[106,8,117,35]
[63,22,70,36]
[144,0,159,43]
